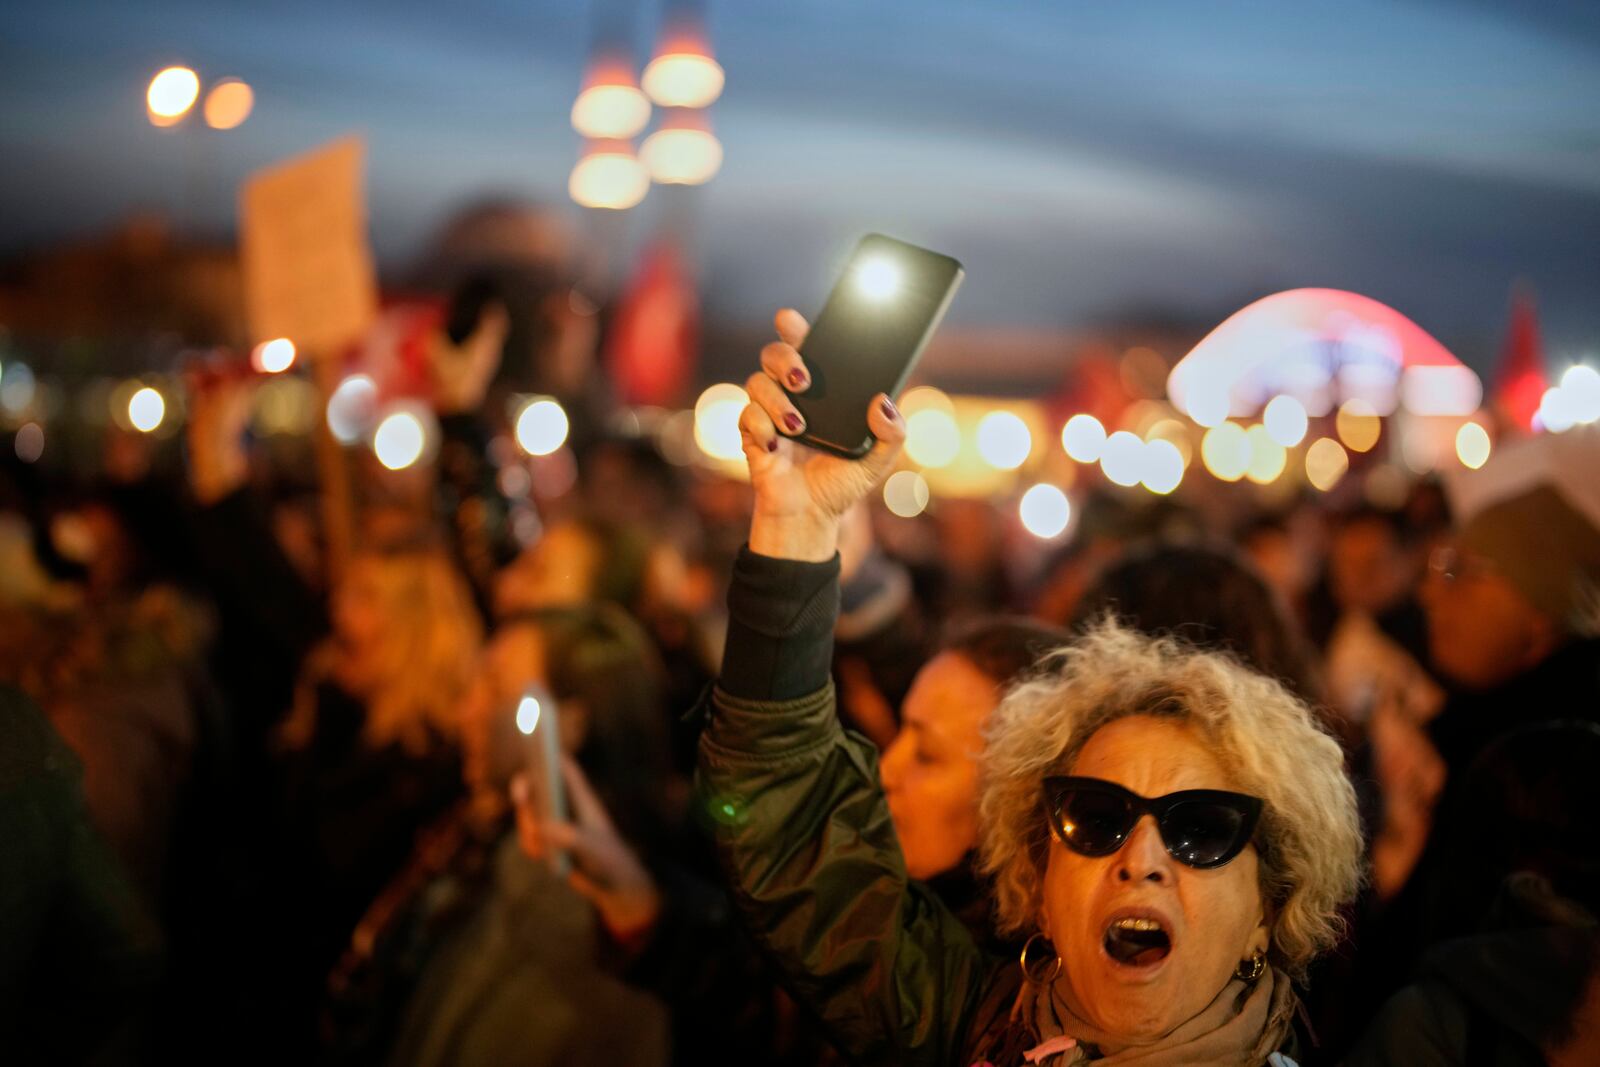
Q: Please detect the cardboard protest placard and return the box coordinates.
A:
[240,136,377,357]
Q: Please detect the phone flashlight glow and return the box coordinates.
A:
[515,694,542,735]
[854,257,901,301]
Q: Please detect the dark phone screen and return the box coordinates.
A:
[789,234,963,457]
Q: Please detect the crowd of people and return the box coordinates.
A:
[3,230,1599,1066]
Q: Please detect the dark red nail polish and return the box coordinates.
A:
[766,438,779,453]
[881,398,898,421]
[784,413,803,433]
[787,369,807,389]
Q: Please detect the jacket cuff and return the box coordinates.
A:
[700,684,843,763]
[718,545,840,701]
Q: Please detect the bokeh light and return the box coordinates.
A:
[326,374,377,444]
[569,145,650,210]
[883,470,931,518]
[1305,437,1350,491]
[515,695,542,735]
[14,422,44,463]
[1144,418,1193,468]
[1185,383,1230,428]
[1060,413,1106,463]
[1019,484,1071,539]
[147,66,199,125]
[1335,399,1381,452]
[1455,422,1491,469]
[905,408,960,467]
[693,383,749,461]
[1200,422,1249,482]
[1262,395,1308,447]
[1244,424,1287,484]
[571,84,651,139]
[854,257,902,302]
[975,411,1031,470]
[641,52,725,108]
[251,337,296,374]
[514,398,570,456]
[1140,438,1184,495]
[203,78,254,130]
[1099,430,1145,487]
[128,386,165,433]
[373,410,427,470]
[641,124,723,185]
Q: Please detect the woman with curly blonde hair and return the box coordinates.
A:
[697,308,1364,1066]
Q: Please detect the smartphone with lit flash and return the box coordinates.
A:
[515,687,570,877]
[787,234,964,459]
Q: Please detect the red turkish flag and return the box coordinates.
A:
[1495,285,1546,433]
[605,241,700,407]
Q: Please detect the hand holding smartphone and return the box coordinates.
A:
[514,688,571,877]
[785,234,963,458]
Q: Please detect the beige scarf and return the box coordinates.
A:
[1022,967,1296,1066]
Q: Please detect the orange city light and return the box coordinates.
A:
[641,109,722,185]
[571,54,652,139]
[569,139,650,210]
[642,26,724,108]
[204,78,255,130]
[147,66,200,126]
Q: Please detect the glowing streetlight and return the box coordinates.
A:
[373,410,428,470]
[883,470,931,518]
[1305,437,1349,492]
[514,398,570,456]
[203,78,254,130]
[641,109,723,185]
[128,386,166,432]
[1099,431,1145,487]
[147,66,200,126]
[571,54,651,139]
[975,411,1031,470]
[251,338,296,374]
[569,140,650,210]
[641,25,725,108]
[1455,422,1491,469]
[693,383,749,461]
[1060,414,1106,463]
[1019,484,1071,539]
[1200,422,1249,482]
[904,408,960,468]
[1140,438,1184,495]
[1262,395,1308,447]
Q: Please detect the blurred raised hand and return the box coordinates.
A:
[183,360,257,505]
[740,308,906,562]
[513,756,661,942]
[428,301,509,416]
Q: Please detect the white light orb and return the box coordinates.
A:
[1019,484,1071,539]
[693,383,749,461]
[883,470,931,518]
[975,411,1032,470]
[1140,438,1184,495]
[1262,395,1308,447]
[252,338,296,374]
[1099,430,1145,487]
[373,411,427,471]
[854,257,901,302]
[326,374,378,444]
[905,408,960,468]
[128,387,166,433]
[1060,414,1106,463]
[515,398,570,456]
[1455,422,1491,470]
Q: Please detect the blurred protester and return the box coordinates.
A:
[262,544,481,1050]
[492,515,648,619]
[878,616,1070,941]
[1422,435,1600,774]
[0,684,161,1061]
[1072,541,1323,708]
[1347,723,1600,1066]
[325,607,670,1067]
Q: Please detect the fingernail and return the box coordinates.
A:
[766,438,779,453]
[881,398,899,421]
[787,369,808,389]
[784,413,803,433]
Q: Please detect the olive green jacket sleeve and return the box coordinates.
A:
[697,681,997,1066]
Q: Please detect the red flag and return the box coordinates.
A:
[605,241,700,407]
[1495,285,1546,432]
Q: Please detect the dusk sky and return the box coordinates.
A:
[3,0,1598,373]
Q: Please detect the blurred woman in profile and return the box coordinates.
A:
[268,543,483,1040]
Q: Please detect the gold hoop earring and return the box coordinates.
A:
[1234,950,1266,983]
[1019,932,1062,985]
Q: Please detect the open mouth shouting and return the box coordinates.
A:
[1101,911,1173,968]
